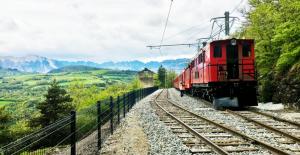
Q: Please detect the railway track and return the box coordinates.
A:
[151,89,291,155]
[249,110,300,127]
[226,110,300,153]
[167,88,300,154]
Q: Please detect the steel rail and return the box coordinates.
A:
[226,109,300,143]
[197,96,300,141]
[154,91,229,155]
[250,110,300,127]
[166,99,291,155]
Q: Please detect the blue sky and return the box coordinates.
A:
[0,0,248,63]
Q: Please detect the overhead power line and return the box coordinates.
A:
[159,0,174,55]
[230,0,244,14]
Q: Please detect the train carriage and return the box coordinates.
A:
[174,38,257,109]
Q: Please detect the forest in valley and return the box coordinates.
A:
[236,0,300,107]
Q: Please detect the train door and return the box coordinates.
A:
[226,44,239,79]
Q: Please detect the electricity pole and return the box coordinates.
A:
[225,11,230,36]
[210,11,239,37]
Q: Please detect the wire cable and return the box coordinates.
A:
[11,121,72,155]
[164,22,211,41]
[230,0,244,14]
[2,116,71,150]
[159,0,174,54]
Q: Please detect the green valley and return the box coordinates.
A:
[0,69,136,105]
[0,68,140,145]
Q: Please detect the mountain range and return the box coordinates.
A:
[0,55,189,73]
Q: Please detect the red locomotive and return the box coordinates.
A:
[173,38,257,109]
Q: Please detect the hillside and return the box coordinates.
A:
[49,65,101,73]
[99,58,188,72]
[0,69,137,108]
[237,0,300,109]
[0,67,23,77]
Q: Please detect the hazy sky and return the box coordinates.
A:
[0,0,248,62]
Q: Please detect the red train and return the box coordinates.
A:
[173,38,258,109]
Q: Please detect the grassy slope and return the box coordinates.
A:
[0,69,137,106]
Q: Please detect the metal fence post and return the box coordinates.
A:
[110,96,114,135]
[123,94,126,118]
[97,101,101,150]
[70,111,76,155]
[130,92,133,108]
[139,89,141,101]
[134,90,136,106]
[127,93,130,112]
[117,96,120,124]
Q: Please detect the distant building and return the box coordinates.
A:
[138,68,155,88]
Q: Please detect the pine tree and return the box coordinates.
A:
[35,79,74,127]
[0,106,11,143]
[157,65,166,88]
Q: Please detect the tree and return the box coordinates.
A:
[166,70,177,88]
[237,0,300,102]
[130,77,143,90]
[157,65,166,88]
[34,79,74,127]
[0,106,11,144]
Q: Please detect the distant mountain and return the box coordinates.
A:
[99,58,189,72]
[49,65,101,73]
[53,60,101,68]
[0,55,57,73]
[0,55,189,73]
[0,55,102,73]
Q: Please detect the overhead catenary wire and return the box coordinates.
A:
[159,0,174,55]
[164,22,211,42]
[230,0,244,14]
[147,2,241,74]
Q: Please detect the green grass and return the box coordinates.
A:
[0,69,137,106]
[0,99,15,107]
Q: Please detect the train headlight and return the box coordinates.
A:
[231,38,237,46]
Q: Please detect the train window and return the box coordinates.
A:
[191,60,195,68]
[198,54,202,63]
[195,71,199,79]
[243,44,251,57]
[214,45,222,58]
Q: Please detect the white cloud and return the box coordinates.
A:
[0,0,248,62]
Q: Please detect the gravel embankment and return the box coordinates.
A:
[168,88,298,154]
[100,90,191,155]
[100,108,149,155]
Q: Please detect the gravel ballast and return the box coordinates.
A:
[100,90,191,155]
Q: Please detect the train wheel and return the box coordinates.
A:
[191,88,196,96]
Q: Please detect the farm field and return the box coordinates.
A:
[0,99,14,107]
[0,69,137,106]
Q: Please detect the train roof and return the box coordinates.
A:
[210,38,254,44]
[182,38,255,72]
